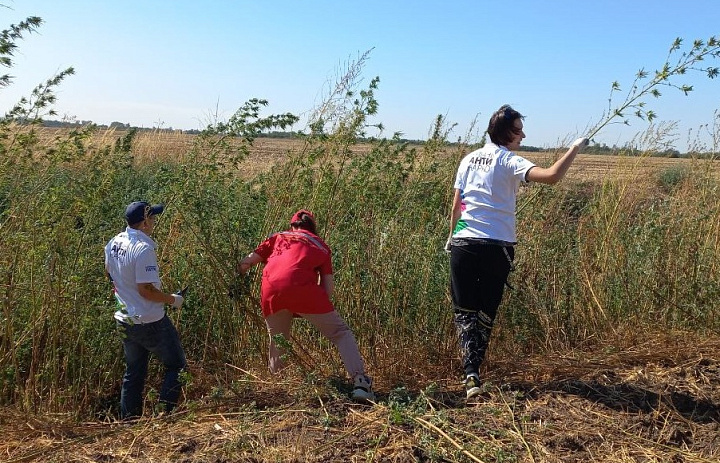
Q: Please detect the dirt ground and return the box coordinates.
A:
[2,336,718,462]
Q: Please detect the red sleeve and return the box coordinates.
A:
[254,235,276,261]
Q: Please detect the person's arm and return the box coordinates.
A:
[449,188,462,238]
[444,188,463,252]
[237,252,263,275]
[138,283,177,305]
[526,137,588,185]
[320,273,334,298]
[104,248,112,280]
[135,248,183,308]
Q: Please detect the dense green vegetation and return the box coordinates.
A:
[1,16,719,419]
[2,80,719,418]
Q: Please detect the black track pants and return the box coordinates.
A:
[450,243,514,376]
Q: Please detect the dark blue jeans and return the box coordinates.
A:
[117,315,186,419]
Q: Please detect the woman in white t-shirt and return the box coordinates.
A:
[447,105,588,400]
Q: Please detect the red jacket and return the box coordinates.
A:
[254,231,334,316]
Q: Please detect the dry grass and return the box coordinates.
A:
[1,331,718,462]
[35,127,719,180]
[522,151,720,182]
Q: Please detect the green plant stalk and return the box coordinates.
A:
[519,37,719,217]
[588,36,719,140]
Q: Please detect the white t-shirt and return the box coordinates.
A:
[452,143,536,243]
[104,227,165,323]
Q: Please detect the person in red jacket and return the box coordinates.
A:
[238,209,374,401]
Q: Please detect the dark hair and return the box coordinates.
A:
[487,104,524,147]
[291,211,317,235]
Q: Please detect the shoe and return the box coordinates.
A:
[352,375,376,402]
[465,374,482,400]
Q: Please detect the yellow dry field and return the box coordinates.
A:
[129,130,719,180]
[34,128,720,182]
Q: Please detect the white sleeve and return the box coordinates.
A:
[135,248,161,285]
[453,160,466,191]
[509,154,536,183]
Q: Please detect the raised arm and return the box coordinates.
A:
[526,137,588,185]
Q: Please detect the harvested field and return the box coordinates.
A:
[36,128,720,181]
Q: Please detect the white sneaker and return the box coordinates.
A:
[352,375,375,402]
[465,374,482,400]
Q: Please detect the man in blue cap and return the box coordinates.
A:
[104,201,186,419]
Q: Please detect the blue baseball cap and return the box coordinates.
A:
[125,201,164,225]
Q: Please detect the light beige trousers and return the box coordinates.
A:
[264,309,366,378]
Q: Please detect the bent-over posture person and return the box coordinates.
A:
[238,209,375,401]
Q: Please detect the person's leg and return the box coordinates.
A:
[264,310,294,373]
[451,245,485,378]
[146,316,187,413]
[302,310,374,400]
[302,310,366,378]
[118,322,150,419]
[453,309,488,377]
[450,245,511,377]
[300,310,365,378]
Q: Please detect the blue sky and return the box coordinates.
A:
[2,1,719,149]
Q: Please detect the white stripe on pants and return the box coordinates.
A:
[264,309,366,378]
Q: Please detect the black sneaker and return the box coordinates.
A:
[465,375,482,400]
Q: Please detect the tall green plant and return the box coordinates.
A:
[589,36,719,138]
[0,16,75,156]
[518,36,720,216]
[0,15,43,89]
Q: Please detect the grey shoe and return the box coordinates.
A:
[352,374,376,402]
